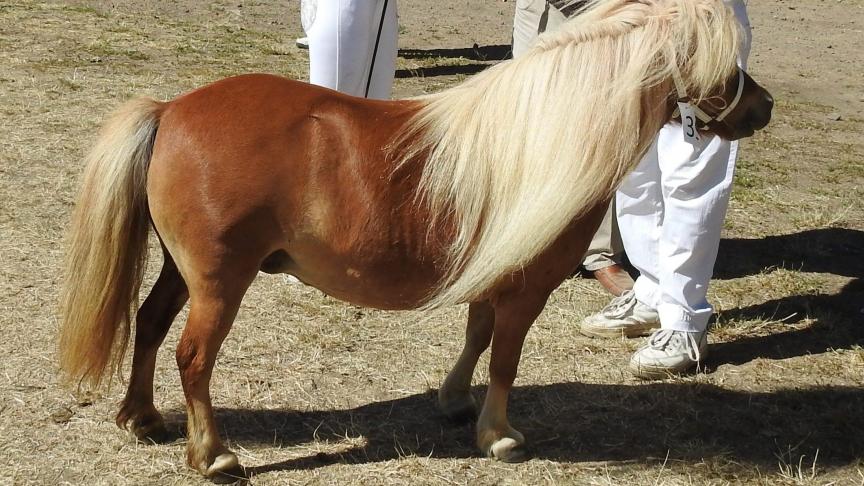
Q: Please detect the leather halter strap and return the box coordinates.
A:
[670,63,745,125]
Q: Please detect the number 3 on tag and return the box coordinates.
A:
[677,101,700,144]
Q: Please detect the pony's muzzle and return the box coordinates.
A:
[731,86,773,140]
[749,91,774,131]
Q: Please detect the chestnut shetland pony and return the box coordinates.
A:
[59,0,772,481]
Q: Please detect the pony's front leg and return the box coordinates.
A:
[439,301,494,421]
[175,273,254,483]
[476,293,548,462]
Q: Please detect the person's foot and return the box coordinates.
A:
[296,36,309,49]
[592,264,634,296]
[580,290,660,338]
[629,328,708,380]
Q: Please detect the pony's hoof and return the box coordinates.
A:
[439,394,478,423]
[205,453,246,484]
[131,416,169,444]
[488,437,528,463]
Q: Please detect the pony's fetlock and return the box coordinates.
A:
[438,388,478,423]
[116,401,168,443]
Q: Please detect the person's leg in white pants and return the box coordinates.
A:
[304,0,398,99]
[623,134,739,333]
[512,0,566,58]
[582,0,752,378]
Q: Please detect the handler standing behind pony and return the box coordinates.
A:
[579,0,756,379]
[513,0,757,378]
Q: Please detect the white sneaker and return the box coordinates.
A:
[629,329,708,380]
[580,290,660,338]
[296,36,309,49]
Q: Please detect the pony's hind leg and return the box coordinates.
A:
[116,249,188,442]
[439,301,494,422]
[176,265,257,483]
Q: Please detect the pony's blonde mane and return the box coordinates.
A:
[399,0,741,309]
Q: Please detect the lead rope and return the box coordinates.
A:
[364,0,389,99]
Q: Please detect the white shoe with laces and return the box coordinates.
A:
[580,290,661,338]
[629,328,708,379]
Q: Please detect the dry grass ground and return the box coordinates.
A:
[1,1,862,484]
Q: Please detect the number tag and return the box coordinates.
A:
[677,101,700,144]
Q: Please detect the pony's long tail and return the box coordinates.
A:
[59,97,163,389]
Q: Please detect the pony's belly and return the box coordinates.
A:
[275,247,443,311]
[287,266,435,311]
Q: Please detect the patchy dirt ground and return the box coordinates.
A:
[1,0,863,484]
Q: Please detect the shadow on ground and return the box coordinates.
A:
[395,64,489,78]
[162,382,863,476]
[398,44,511,61]
[715,228,864,279]
[708,228,864,366]
[711,278,864,366]
[395,44,510,78]
[579,228,863,292]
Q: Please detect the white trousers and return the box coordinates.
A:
[303,0,398,99]
[618,0,752,332]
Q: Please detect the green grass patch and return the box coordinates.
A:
[62,5,108,18]
[84,39,150,61]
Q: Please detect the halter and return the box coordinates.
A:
[670,64,745,126]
